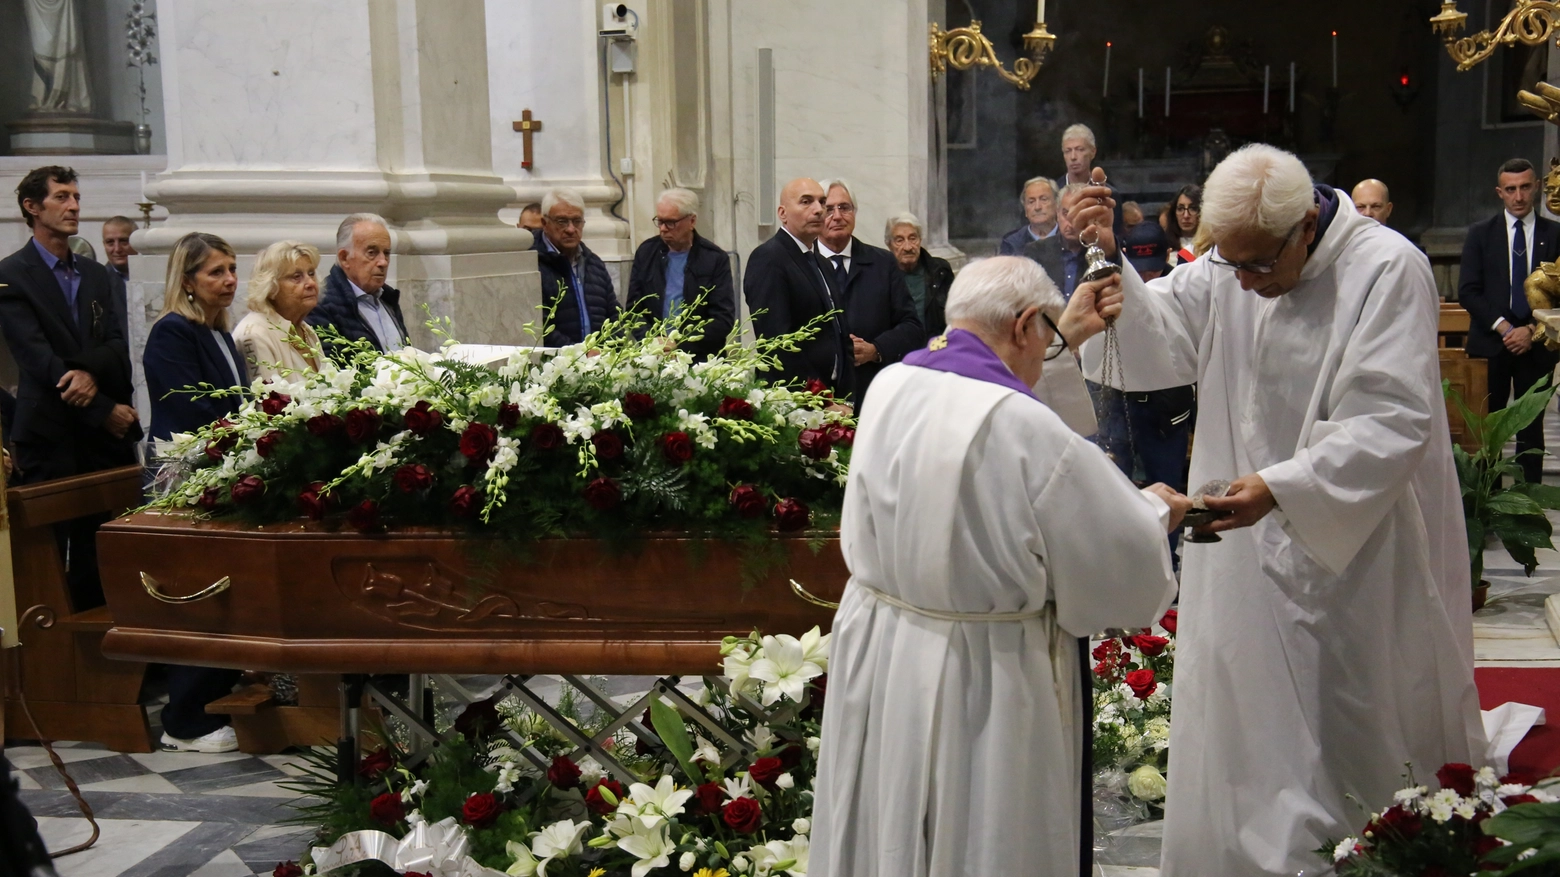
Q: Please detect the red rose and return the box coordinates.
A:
[693,781,724,816]
[449,485,482,519]
[807,673,828,716]
[255,430,284,458]
[369,792,405,826]
[1503,793,1540,807]
[261,392,291,417]
[344,408,382,444]
[297,482,330,520]
[623,392,656,420]
[1125,668,1157,699]
[585,779,624,816]
[459,422,499,463]
[797,427,833,459]
[358,747,394,778]
[825,424,855,447]
[584,477,621,510]
[547,755,582,790]
[1129,634,1170,657]
[530,422,565,450]
[497,403,521,431]
[661,431,694,464]
[1473,833,1503,857]
[1159,609,1178,634]
[453,696,501,741]
[774,497,811,531]
[804,379,832,399]
[779,743,804,768]
[717,396,754,420]
[198,486,222,511]
[721,796,763,833]
[204,432,237,460]
[461,792,504,828]
[305,413,345,439]
[591,430,624,460]
[1092,639,1121,662]
[1437,763,1477,797]
[1368,804,1423,840]
[403,401,445,437]
[394,463,433,494]
[729,484,767,518]
[1502,770,1538,786]
[273,863,304,877]
[230,474,265,504]
[348,499,381,532]
[747,756,784,788]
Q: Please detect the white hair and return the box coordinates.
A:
[1020,176,1057,205]
[818,178,856,206]
[656,187,699,217]
[883,212,922,245]
[541,187,586,215]
[336,213,388,252]
[1061,123,1096,150]
[944,256,1064,335]
[1201,143,1315,240]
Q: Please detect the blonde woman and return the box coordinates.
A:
[233,240,324,380]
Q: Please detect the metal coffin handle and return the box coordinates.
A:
[790,578,840,610]
[140,572,231,604]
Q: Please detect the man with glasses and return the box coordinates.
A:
[1458,157,1559,484]
[1075,145,1482,876]
[625,188,735,359]
[530,188,620,347]
[816,179,924,405]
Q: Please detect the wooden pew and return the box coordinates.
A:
[1439,304,1487,454]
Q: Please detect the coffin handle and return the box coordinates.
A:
[789,578,839,610]
[140,572,232,604]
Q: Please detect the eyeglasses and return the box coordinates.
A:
[547,216,586,229]
[1175,204,1200,214]
[1207,223,1301,275]
[1040,312,1069,361]
[653,215,691,229]
[823,203,856,216]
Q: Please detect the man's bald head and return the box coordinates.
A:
[1351,179,1393,224]
[778,177,826,245]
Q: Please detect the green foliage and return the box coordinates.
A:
[1482,801,1560,872]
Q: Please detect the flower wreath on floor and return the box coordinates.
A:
[1091,608,1177,820]
[144,299,853,550]
[273,627,828,877]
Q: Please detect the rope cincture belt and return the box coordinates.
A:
[855,581,1050,622]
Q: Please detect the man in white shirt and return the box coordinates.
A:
[308,213,408,355]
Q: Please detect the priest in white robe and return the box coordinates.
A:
[810,256,1186,877]
[1076,144,1486,875]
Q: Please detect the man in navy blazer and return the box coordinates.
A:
[626,188,736,360]
[744,178,855,400]
[1459,157,1560,483]
[308,213,409,356]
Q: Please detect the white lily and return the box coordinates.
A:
[722,774,754,801]
[748,634,824,705]
[691,735,722,765]
[763,834,810,876]
[795,626,831,673]
[400,778,428,803]
[622,774,694,827]
[616,819,674,877]
[505,840,539,877]
[529,818,590,876]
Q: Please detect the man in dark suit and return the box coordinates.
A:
[1024,183,1120,300]
[308,213,409,356]
[1459,157,1560,484]
[816,180,924,406]
[0,166,140,606]
[744,177,854,399]
[101,214,136,342]
[997,177,1059,255]
[626,188,735,359]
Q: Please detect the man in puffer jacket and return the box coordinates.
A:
[531,188,620,347]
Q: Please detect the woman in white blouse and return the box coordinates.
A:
[232,240,325,380]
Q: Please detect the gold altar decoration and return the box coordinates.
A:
[1518,85,1560,348]
[1429,0,1560,72]
[929,19,1056,91]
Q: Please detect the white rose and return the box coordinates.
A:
[775,772,794,790]
[679,851,696,871]
[792,817,810,835]
[1127,764,1167,801]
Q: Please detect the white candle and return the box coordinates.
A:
[1332,31,1338,88]
[1263,65,1270,114]
[1104,42,1111,97]
[1037,0,1045,23]
[1138,68,1144,118]
[1289,62,1296,111]
[1165,66,1171,117]
[140,171,148,202]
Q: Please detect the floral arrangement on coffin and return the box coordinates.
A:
[1091,609,1177,814]
[1321,763,1560,875]
[276,627,829,877]
[146,304,853,542]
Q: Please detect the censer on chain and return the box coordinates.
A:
[1077,182,1133,474]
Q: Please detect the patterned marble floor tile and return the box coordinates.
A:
[256,754,311,778]
[21,789,299,825]
[184,849,257,877]
[159,759,291,795]
[39,817,199,877]
[6,746,134,771]
[113,821,259,877]
[231,826,315,874]
[12,762,42,789]
[78,773,185,795]
[127,751,254,774]
[205,779,304,799]
[27,753,152,790]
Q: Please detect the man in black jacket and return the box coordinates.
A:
[533,188,620,348]
[1459,157,1560,483]
[816,179,924,405]
[626,188,735,359]
[885,212,954,337]
[0,166,140,606]
[744,177,854,398]
[307,213,409,355]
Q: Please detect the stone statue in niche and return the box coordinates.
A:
[24,0,93,114]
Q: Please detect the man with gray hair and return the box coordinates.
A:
[625,187,735,359]
[810,256,1185,877]
[308,212,408,353]
[530,187,619,347]
[997,177,1059,255]
[1075,145,1483,875]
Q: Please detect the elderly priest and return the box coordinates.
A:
[809,256,1186,877]
[1076,145,1485,876]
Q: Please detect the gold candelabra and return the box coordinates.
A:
[930,19,1056,91]
[1430,0,1560,72]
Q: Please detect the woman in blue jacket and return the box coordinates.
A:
[143,231,248,753]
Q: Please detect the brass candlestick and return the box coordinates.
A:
[136,201,154,229]
[930,19,1056,91]
[1430,0,1560,72]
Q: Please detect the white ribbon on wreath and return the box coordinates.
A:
[311,815,508,877]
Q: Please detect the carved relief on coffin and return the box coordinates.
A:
[331,556,590,631]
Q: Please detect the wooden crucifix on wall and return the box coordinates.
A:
[512,109,543,170]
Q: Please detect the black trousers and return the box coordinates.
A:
[161,665,242,740]
[1484,347,1558,484]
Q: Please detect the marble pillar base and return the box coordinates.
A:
[8,113,137,155]
[396,250,542,350]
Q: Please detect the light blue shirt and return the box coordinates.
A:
[350,279,405,351]
[32,238,80,315]
[664,250,689,319]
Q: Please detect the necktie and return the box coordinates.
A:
[830,255,849,296]
[1513,218,1532,321]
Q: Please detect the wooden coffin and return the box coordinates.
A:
[97,512,849,677]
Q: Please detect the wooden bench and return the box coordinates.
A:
[1439,303,1487,454]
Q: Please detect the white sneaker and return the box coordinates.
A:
[160,725,238,753]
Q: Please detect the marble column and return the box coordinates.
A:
[131,0,540,383]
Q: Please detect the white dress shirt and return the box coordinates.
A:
[817,237,854,274]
